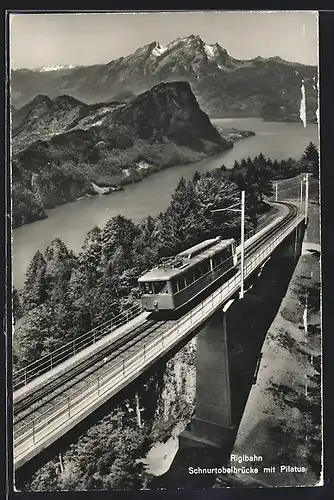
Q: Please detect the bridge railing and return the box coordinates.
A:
[14,212,305,462]
[13,302,144,391]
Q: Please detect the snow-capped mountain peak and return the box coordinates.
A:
[37,64,77,72]
[204,43,217,60]
[151,42,166,57]
[165,34,202,50]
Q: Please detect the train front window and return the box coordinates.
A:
[141,282,154,294]
[153,281,169,294]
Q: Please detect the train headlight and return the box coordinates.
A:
[154,300,159,310]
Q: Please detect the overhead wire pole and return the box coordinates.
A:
[300,176,304,204]
[211,190,246,300]
[275,181,278,202]
[240,190,245,299]
[305,173,309,223]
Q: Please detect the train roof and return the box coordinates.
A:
[138,237,235,282]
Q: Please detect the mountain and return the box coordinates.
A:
[11,81,232,228]
[12,94,90,150]
[11,35,318,122]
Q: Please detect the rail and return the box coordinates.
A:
[14,211,305,463]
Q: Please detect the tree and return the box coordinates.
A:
[228,157,273,227]
[194,176,243,240]
[87,277,122,327]
[43,238,77,302]
[15,303,56,366]
[155,176,248,256]
[156,177,200,254]
[243,162,273,226]
[132,216,159,273]
[192,170,202,183]
[102,215,138,266]
[12,287,22,322]
[302,142,319,178]
[77,226,103,290]
[302,142,319,164]
[64,285,93,339]
[21,251,48,312]
[28,409,150,491]
[27,462,60,492]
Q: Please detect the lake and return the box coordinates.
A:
[13,118,318,289]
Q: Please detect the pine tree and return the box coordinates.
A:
[158,178,200,254]
[192,170,202,183]
[87,276,121,327]
[78,226,103,290]
[15,303,55,365]
[21,251,48,312]
[44,238,77,302]
[132,216,159,273]
[102,215,138,266]
[302,142,319,164]
[302,142,319,178]
[12,287,22,322]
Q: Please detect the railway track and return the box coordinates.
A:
[242,202,298,261]
[14,319,169,432]
[13,201,299,436]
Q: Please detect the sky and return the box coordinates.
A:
[10,10,318,69]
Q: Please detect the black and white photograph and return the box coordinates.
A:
[8,10,321,491]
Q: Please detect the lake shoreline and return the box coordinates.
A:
[12,118,318,290]
[12,126,256,231]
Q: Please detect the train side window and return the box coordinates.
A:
[177,277,185,291]
[171,280,179,294]
[194,266,202,280]
[153,281,169,294]
[201,261,210,275]
[212,255,219,269]
[222,249,229,262]
[185,271,194,286]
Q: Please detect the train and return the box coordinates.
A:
[138,236,238,311]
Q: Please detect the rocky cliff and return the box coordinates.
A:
[112,81,227,150]
[11,81,232,228]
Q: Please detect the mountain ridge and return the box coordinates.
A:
[11,34,317,121]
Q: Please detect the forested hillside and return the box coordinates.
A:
[14,143,319,491]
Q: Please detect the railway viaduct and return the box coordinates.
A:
[12,203,306,471]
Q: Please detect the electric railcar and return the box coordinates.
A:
[138,237,237,311]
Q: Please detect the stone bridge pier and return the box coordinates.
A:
[180,302,234,449]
